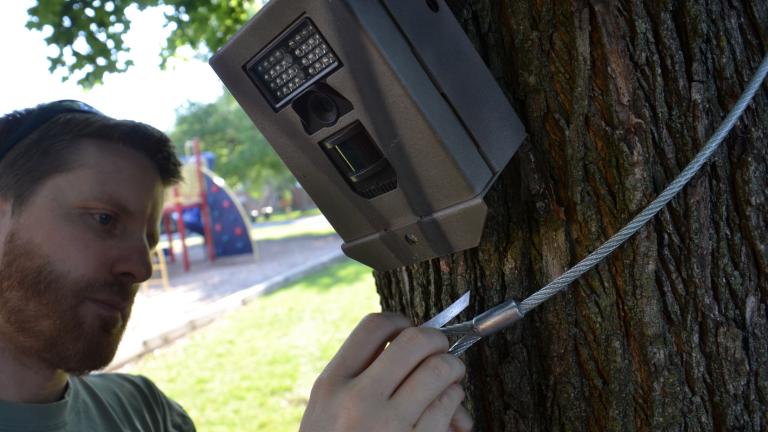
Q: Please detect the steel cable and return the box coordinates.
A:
[436,53,768,354]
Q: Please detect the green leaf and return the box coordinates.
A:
[27,0,259,88]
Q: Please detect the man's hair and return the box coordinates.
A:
[0,103,182,213]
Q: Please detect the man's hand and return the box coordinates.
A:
[299,312,473,432]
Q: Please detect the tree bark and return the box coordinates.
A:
[375,1,768,430]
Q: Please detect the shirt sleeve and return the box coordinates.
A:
[84,373,196,432]
[129,374,197,432]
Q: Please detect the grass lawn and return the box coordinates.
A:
[124,259,380,432]
[250,215,336,241]
[158,213,337,250]
[259,208,322,223]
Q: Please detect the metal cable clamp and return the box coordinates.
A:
[420,291,525,356]
[439,298,525,356]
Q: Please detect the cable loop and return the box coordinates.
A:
[431,53,768,356]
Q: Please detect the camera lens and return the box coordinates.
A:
[307,91,339,125]
[291,83,352,135]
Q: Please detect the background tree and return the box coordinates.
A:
[375,2,767,430]
[28,0,768,429]
[171,93,294,198]
[26,0,257,87]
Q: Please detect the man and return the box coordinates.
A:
[0,101,472,431]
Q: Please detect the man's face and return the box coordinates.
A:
[0,140,165,374]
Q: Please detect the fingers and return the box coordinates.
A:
[390,353,465,422]
[413,384,466,432]
[360,326,450,398]
[301,313,474,432]
[450,404,474,432]
[322,312,410,380]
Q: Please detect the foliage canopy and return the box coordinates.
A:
[170,93,294,197]
[26,0,258,87]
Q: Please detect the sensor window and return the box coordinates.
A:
[321,122,398,199]
[246,18,341,110]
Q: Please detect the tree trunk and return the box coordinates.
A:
[375,1,768,430]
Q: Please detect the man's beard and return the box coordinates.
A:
[0,230,137,374]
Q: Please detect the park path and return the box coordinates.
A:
[109,216,345,370]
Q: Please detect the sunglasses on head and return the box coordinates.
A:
[0,100,103,161]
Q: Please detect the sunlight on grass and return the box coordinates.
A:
[125,260,379,432]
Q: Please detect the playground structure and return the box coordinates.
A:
[142,249,170,293]
[161,140,257,272]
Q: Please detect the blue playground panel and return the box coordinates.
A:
[205,175,253,257]
[178,171,253,258]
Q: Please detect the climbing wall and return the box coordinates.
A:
[204,172,254,257]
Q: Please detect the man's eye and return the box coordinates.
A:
[93,213,114,226]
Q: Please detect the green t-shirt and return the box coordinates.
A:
[0,373,195,432]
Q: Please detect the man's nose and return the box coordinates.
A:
[111,236,153,284]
